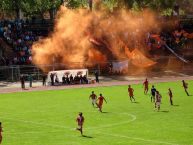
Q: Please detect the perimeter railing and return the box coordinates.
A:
[0,56,193,82]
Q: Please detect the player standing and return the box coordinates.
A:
[0,122,2,144]
[89,91,97,107]
[155,91,162,111]
[97,94,107,112]
[76,112,84,135]
[143,78,149,95]
[128,85,135,102]
[182,80,189,96]
[168,88,173,105]
[151,85,156,102]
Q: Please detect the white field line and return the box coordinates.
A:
[86,113,136,130]
[2,112,136,133]
[1,116,71,129]
[100,132,179,145]
[2,113,180,145]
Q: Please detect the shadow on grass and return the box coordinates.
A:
[101,111,110,114]
[160,110,169,113]
[132,101,139,104]
[172,105,179,107]
[82,135,93,138]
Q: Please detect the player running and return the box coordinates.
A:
[128,85,135,102]
[97,94,107,112]
[168,88,173,105]
[76,112,84,135]
[143,78,149,95]
[155,91,162,111]
[151,85,156,102]
[182,80,189,96]
[89,91,97,107]
[0,122,2,144]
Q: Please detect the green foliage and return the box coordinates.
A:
[161,8,173,16]
[0,0,192,18]
[65,0,88,9]
[0,0,62,17]
[0,0,17,16]
[103,0,118,11]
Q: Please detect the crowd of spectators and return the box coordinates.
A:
[0,19,38,65]
[50,73,89,86]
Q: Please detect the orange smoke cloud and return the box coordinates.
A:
[32,6,160,71]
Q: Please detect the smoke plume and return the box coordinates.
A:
[32,6,161,71]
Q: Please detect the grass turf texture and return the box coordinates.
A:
[0,81,193,145]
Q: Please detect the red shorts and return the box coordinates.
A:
[98,102,103,107]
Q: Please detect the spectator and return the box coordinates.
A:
[1,19,38,65]
[94,70,99,83]
[80,75,83,84]
[50,73,54,86]
[55,74,59,84]
[20,74,25,89]
[66,75,70,84]
[28,74,33,87]
[42,74,47,86]
[62,74,66,84]
[83,75,88,84]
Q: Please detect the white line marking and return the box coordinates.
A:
[2,112,136,133]
[100,132,180,145]
[1,117,71,129]
[86,113,136,130]
[2,113,180,145]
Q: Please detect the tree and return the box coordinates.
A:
[0,0,20,18]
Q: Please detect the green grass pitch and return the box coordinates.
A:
[0,81,193,145]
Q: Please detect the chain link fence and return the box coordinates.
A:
[0,56,193,82]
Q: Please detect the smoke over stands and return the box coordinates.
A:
[32,5,160,71]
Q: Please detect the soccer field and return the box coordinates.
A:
[0,81,193,145]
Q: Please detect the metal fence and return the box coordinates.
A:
[0,56,193,82]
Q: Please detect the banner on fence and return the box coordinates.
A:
[112,60,128,74]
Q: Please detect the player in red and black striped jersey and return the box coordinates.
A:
[143,78,149,95]
[155,91,162,111]
[76,112,84,135]
[128,85,135,102]
[0,122,3,144]
[89,91,97,107]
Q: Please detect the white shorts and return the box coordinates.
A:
[77,125,82,129]
[156,102,160,106]
[92,99,96,104]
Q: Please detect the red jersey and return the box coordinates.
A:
[76,116,84,126]
[0,126,2,135]
[156,94,161,102]
[90,94,97,100]
[143,80,149,88]
[98,96,104,103]
[128,88,134,96]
